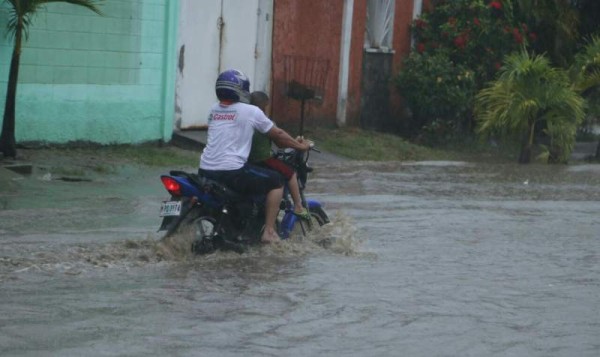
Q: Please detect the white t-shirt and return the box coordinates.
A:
[200,102,274,170]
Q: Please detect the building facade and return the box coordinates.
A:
[271,0,424,132]
[0,0,178,145]
[0,0,424,145]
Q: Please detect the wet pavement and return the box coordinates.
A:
[0,151,599,356]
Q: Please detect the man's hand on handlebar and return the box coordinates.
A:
[295,136,314,151]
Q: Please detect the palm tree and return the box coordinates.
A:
[475,50,585,163]
[570,37,600,93]
[570,36,600,160]
[0,0,102,158]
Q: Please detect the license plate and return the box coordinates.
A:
[160,201,182,217]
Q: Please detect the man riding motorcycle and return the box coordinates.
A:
[198,69,312,244]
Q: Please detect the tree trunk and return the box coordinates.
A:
[0,24,23,159]
[518,121,536,164]
[518,143,532,164]
[547,146,563,164]
[595,137,600,160]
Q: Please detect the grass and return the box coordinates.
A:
[310,127,440,161]
[98,144,197,166]
[51,167,88,177]
[142,127,582,164]
[12,127,518,171]
[304,126,512,162]
[14,144,198,178]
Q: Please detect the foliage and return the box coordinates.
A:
[394,51,476,140]
[575,0,600,41]
[570,36,600,96]
[414,0,532,87]
[4,0,102,37]
[511,0,580,67]
[396,0,533,140]
[569,35,600,158]
[475,51,585,163]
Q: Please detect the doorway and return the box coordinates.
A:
[175,0,273,129]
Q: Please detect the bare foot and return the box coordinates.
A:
[261,236,280,244]
[261,228,281,244]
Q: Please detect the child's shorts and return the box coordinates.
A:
[263,157,295,180]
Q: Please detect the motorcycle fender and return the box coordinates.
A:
[279,199,330,239]
[307,199,330,224]
[279,214,296,240]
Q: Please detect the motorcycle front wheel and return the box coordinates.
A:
[287,205,330,240]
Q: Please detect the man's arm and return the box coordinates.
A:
[266,126,311,151]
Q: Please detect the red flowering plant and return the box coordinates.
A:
[397,0,536,138]
[411,0,534,86]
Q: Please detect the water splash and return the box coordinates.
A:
[0,235,161,281]
[314,211,362,256]
[0,212,363,281]
[153,225,198,261]
[147,210,363,261]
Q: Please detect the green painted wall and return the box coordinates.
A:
[0,0,178,145]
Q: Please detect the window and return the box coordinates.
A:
[364,0,395,52]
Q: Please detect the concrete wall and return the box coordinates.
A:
[0,0,178,145]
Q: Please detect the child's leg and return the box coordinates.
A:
[262,186,284,243]
[287,173,305,213]
[262,157,307,216]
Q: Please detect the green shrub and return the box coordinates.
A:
[395,52,476,140]
[396,0,533,140]
[571,35,600,140]
[412,0,532,86]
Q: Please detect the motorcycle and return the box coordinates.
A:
[158,146,330,254]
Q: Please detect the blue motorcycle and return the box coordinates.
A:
[158,147,330,254]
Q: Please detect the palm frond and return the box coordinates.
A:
[4,0,103,39]
[41,0,103,15]
[571,36,600,93]
[575,69,600,93]
[475,49,584,160]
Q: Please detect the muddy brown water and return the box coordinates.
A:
[1,157,599,356]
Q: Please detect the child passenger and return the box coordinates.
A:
[248,91,311,220]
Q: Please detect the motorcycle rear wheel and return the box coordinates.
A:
[191,217,217,254]
[191,216,247,255]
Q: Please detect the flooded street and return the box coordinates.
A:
[1,154,599,356]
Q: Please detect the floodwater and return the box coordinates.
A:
[1,155,599,356]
